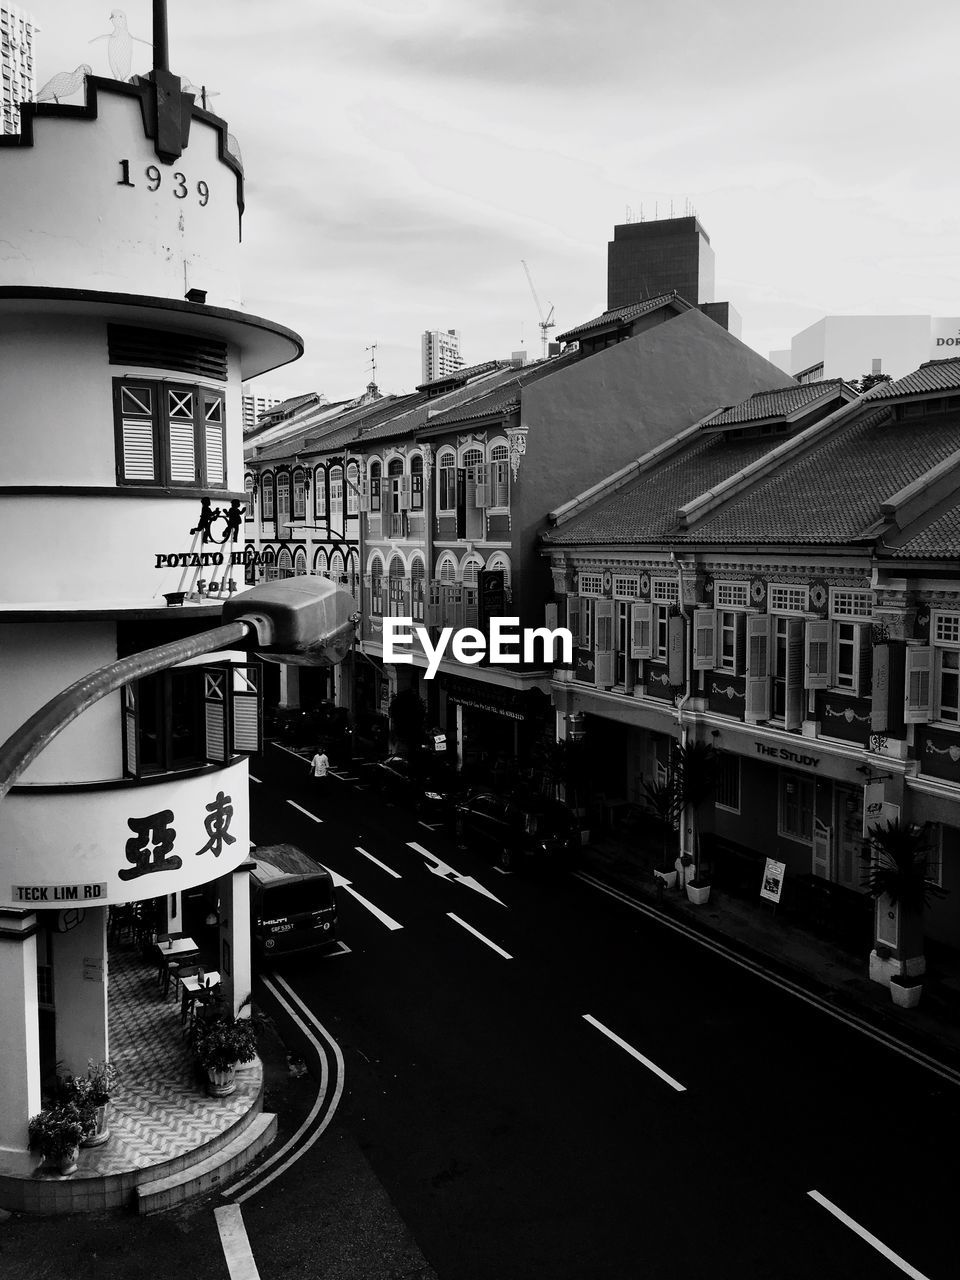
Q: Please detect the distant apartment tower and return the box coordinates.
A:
[241,386,283,433]
[422,329,463,383]
[1,5,38,135]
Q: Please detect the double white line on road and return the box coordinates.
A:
[582,1014,686,1092]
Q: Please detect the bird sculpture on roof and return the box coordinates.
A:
[35,64,93,104]
[89,10,150,83]
[181,80,221,110]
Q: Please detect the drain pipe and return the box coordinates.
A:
[670,551,694,871]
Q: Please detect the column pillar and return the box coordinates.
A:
[279,664,301,710]
[53,906,109,1076]
[455,703,464,769]
[217,863,253,1019]
[0,910,41,1154]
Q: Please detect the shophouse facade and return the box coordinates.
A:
[0,66,300,1164]
[541,362,960,969]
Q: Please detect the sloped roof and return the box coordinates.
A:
[887,502,960,558]
[702,379,850,426]
[863,357,960,399]
[415,359,506,392]
[357,366,527,443]
[555,294,685,342]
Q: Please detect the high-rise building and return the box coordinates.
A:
[241,386,283,433]
[421,329,463,383]
[607,215,715,310]
[1,5,38,135]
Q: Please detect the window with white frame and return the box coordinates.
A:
[346,461,359,516]
[369,555,384,615]
[654,604,670,661]
[439,556,457,583]
[276,472,290,530]
[261,473,274,520]
[487,553,511,594]
[262,547,276,581]
[368,460,382,512]
[768,584,808,614]
[314,465,326,519]
[579,573,603,596]
[462,556,482,587]
[411,557,425,621]
[438,450,456,511]
[329,465,343,533]
[932,610,960,723]
[113,378,226,488]
[715,581,749,609]
[778,770,815,843]
[294,548,307,576]
[831,588,875,619]
[489,443,510,507]
[410,454,424,510]
[717,610,745,672]
[244,474,254,521]
[715,754,741,812]
[613,576,639,599]
[829,591,873,695]
[292,467,306,520]
[651,577,679,603]
[329,550,344,582]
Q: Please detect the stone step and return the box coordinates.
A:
[135,1112,277,1215]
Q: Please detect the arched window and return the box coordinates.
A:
[276,472,291,531]
[369,459,382,512]
[294,547,307,576]
[330,550,345,583]
[462,446,483,471]
[313,547,326,575]
[486,553,512,601]
[368,553,384,616]
[387,458,405,534]
[292,467,306,520]
[463,447,484,509]
[262,547,277,581]
[314,465,327,520]
[388,554,406,616]
[461,555,482,587]
[410,454,424,511]
[244,474,255,522]
[344,550,358,595]
[438,450,456,512]
[329,465,343,533]
[277,546,293,578]
[346,461,359,516]
[411,556,425,622]
[489,443,510,508]
[438,555,458,583]
[261,472,275,521]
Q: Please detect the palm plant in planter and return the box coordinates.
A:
[862,818,948,1007]
[671,740,719,904]
[642,776,680,889]
[28,1103,87,1175]
[53,1058,120,1147]
[195,1014,258,1097]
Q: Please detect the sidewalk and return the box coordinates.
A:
[579,832,960,1074]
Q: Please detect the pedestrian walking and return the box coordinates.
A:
[309,746,330,798]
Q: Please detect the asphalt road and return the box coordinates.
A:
[242,744,960,1280]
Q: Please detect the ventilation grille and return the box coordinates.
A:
[108,325,228,381]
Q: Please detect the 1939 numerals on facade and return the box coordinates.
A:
[117,159,210,205]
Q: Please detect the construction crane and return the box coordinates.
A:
[521,260,556,359]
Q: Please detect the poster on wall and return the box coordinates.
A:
[862,781,900,838]
[760,857,786,904]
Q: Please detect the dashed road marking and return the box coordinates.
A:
[355,846,401,878]
[807,1191,931,1279]
[447,913,512,959]
[582,1014,686,1092]
[287,800,323,823]
[248,774,262,784]
[215,1203,261,1279]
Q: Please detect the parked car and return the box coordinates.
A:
[357,754,463,824]
[454,790,579,872]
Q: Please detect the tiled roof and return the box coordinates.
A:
[415,359,506,391]
[555,294,683,342]
[703,380,849,426]
[684,406,960,544]
[887,502,960,558]
[357,366,527,443]
[543,433,776,544]
[423,392,520,429]
[863,358,960,399]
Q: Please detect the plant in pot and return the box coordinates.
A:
[28,1103,87,1176]
[642,776,680,891]
[671,740,719,905]
[53,1058,119,1147]
[862,818,948,1008]
[195,1014,258,1097]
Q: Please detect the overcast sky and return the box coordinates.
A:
[33,0,960,401]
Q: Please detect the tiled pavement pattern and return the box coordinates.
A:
[70,945,257,1180]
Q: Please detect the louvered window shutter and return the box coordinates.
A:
[745,615,772,722]
[630,603,653,659]
[693,609,716,670]
[426,582,440,626]
[453,584,465,630]
[202,390,225,487]
[464,586,479,627]
[399,474,411,511]
[475,467,489,508]
[204,668,229,762]
[594,599,615,686]
[566,594,581,646]
[123,683,142,777]
[872,642,891,732]
[494,462,510,507]
[856,625,874,698]
[465,469,478,508]
[545,602,559,631]
[904,646,932,723]
[734,613,748,676]
[804,620,831,688]
[785,618,805,732]
[667,614,685,686]
[166,387,197,483]
[231,664,261,754]
[117,382,158,482]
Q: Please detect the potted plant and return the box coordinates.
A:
[642,776,679,890]
[862,818,948,1007]
[80,1059,119,1146]
[28,1103,87,1176]
[195,1014,258,1097]
[672,740,719,904]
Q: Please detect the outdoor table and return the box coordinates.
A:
[180,970,222,1029]
[154,936,199,995]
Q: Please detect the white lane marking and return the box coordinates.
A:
[272,743,306,759]
[418,820,442,831]
[214,1203,262,1278]
[329,770,357,781]
[248,774,262,784]
[287,800,323,823]
[355,846,401,878]
[583,1014,686,1093]
[807,1191,931,1279]
[407,841,507,906]
[447,913,512,959]
[225,973,344,1204]
[344,885,403,931]
[575,871,960,1091]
